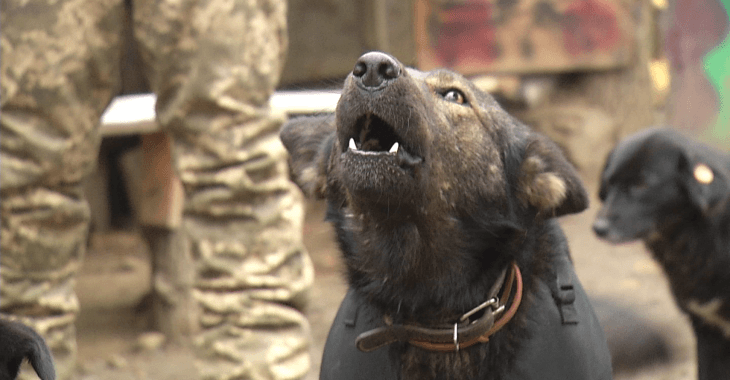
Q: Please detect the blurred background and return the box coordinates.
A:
[75,0,728,379]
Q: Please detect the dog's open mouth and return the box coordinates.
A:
[346,114,423,167]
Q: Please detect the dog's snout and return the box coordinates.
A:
[353,52,400,89]
[592,217,611,238]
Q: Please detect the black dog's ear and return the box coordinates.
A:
[0,320,56,380]
[678,152,730,213]
[517,134,589,216]
[279,114,337,199]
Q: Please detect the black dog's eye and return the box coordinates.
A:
[629,177,652,195]
[442,89,467,105]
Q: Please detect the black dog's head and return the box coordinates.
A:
[593,127,730,243]
[281,52,587,297]
[0,320,55,380]
[282,52,586,219]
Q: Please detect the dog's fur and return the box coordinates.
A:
[594,126,730,379]
[281,52,606,379]
[0,319,55,380]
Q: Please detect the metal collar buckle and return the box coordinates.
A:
[453,323,459,352]
[459,297,504,323]
[453,297,505,352]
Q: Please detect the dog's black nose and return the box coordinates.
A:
[592,218,610,238]
[352,52,400,89]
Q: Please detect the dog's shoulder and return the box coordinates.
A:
[0,319,55,380]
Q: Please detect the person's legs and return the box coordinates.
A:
[1,1,124,378]
[132,1,313,378]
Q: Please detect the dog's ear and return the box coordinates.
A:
[677,152,730,213]
[280,114,336,199]
[0,320,56,380]
[516,135,589,216]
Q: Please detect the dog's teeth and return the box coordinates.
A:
[349,138,357,150]
[389,142,399,154]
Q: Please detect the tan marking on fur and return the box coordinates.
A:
[299,166,317,185]
[694,163,714,184]
[297,166,327,197]
[687,298,730,338]
[519,156,567,210]
[523,156,545,173]
[531,173,567,209]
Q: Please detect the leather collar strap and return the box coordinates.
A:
[355,262,523,353]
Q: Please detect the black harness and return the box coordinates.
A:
[320,256,613,379]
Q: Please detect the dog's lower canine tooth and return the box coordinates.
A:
[349,138,357,150]
[389,142,399,154]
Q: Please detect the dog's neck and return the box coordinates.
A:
[645,211,730,302]
[336,204,518,324]
[354,262,523,353]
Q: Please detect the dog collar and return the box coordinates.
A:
[355,262,523,353]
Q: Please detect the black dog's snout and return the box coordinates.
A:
[592,218,611,238]
[353,52,401,89]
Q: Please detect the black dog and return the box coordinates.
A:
[281,52,611,380]
[0,319,55,380]
[593,126,730,379]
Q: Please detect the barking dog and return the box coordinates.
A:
[282,52,612,380]
[593,127,730,379]
[0,319,55,380]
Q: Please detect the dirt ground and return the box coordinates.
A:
[70,176,699,380]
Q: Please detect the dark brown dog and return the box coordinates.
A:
[0,319,55,380]
[594,127,730,380]
[282,52,612,380]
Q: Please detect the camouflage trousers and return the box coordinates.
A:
[1,1,313,379]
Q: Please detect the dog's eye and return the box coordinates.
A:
[442,89,467,105]
[629,178,651,195]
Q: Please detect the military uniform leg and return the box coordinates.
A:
[1,1,124,378]
[132,0,314,379]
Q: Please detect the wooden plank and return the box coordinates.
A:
[100,91,342,227]
[100,91,341,136]
[415,0,635,75]
[271,90,341,115]
[100,94,159,136]
[138,132,184,228]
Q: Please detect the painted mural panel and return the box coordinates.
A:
[415,0,635,74]
[665,0,730,143]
